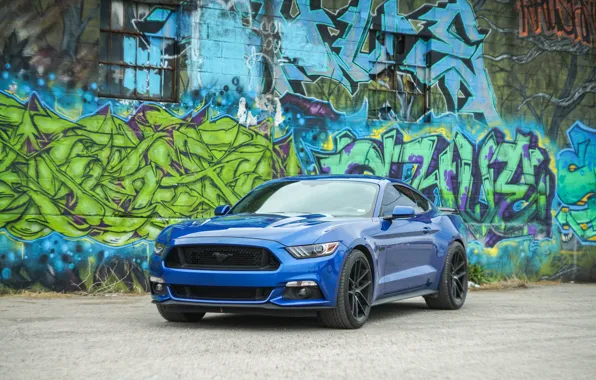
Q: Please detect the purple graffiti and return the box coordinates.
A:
[344,142,355,155]
[314,127,555,247]
[280,93,340,121]
[485,145,494,161]
[408,154,425,178]
[444,170,455,192]
[522,143,530,159]
[460,187,468,212]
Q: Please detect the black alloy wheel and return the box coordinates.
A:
[348,257,373,322]
[318,249,374,329]
[425,242,468,310]
[450,247,467,301]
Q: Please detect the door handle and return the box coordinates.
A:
[422,227,432,234]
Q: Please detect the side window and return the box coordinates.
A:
[412,192,430,212]
[395,185,429,214]
[380,185,425,216]
[380,185,404,217]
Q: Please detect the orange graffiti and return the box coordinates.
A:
[517,0,596,47]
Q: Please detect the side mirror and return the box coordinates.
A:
[214,205,231,216]
[384,206,415,220]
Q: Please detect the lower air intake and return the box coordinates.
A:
[169,285,273,301]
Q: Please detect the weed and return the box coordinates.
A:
[468,263,489,284]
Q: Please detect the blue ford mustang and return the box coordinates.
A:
[149,175,469,329]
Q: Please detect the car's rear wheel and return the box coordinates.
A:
[425,242,468,310]
[318,249,373,329]
[156,304,206,323]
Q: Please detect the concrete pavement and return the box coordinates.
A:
[1,284,595,380]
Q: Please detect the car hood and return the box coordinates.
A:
[167,213,367,246]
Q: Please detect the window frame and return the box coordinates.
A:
[98,0,179,102]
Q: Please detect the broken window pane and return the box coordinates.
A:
[124,1,137,32]
[110,33,124,63]
[99,32,109,61]
[108,65,123,95]
[162,70,173,100]
[162,38,176,69]
[100,0,111,29]
[98,64,108,92]
[111,0,124,30]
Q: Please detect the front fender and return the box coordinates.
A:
[312,219,382,302]
[328,236,382,303]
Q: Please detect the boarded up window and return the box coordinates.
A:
[367,31,428,121]
[99,0,178,102]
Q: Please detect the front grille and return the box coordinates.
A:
[169,285,273,301]
[165,245,280,271]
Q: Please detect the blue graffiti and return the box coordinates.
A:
[0,231,151,292]
[0,0,503,126]
[402,0,499,125]
[556,121,596,243]
[197,0,501,125]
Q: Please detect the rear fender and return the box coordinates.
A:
[430,212,468,290]
[438,207,468,248]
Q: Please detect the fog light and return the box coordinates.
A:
[297,287,309,298]
[283,282,323,300]
[286,280,317,287]
[151,280,167,296]
[149,276,165,284]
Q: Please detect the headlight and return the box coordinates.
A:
[285,242,339,259]
[154,242,166,256]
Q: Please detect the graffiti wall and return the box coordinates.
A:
[0,0,594,291]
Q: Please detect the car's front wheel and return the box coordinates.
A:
[318,249,373,329]
[156,304,206,323]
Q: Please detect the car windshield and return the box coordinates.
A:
[230,180,379,217]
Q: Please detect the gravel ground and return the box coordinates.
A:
[1,283,595,380]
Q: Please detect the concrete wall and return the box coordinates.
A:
[0,0,594,292]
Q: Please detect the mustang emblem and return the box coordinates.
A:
[212,252,233,263]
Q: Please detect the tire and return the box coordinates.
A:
[318,249,373,329]
[156,304,206,323]
[425,242,468,310]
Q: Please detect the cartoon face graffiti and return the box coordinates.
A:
[556,122,596,243]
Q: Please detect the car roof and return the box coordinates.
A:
[274,174,407,185]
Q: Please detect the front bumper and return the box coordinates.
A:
[149,237,346,309]
[152,299,334,317]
